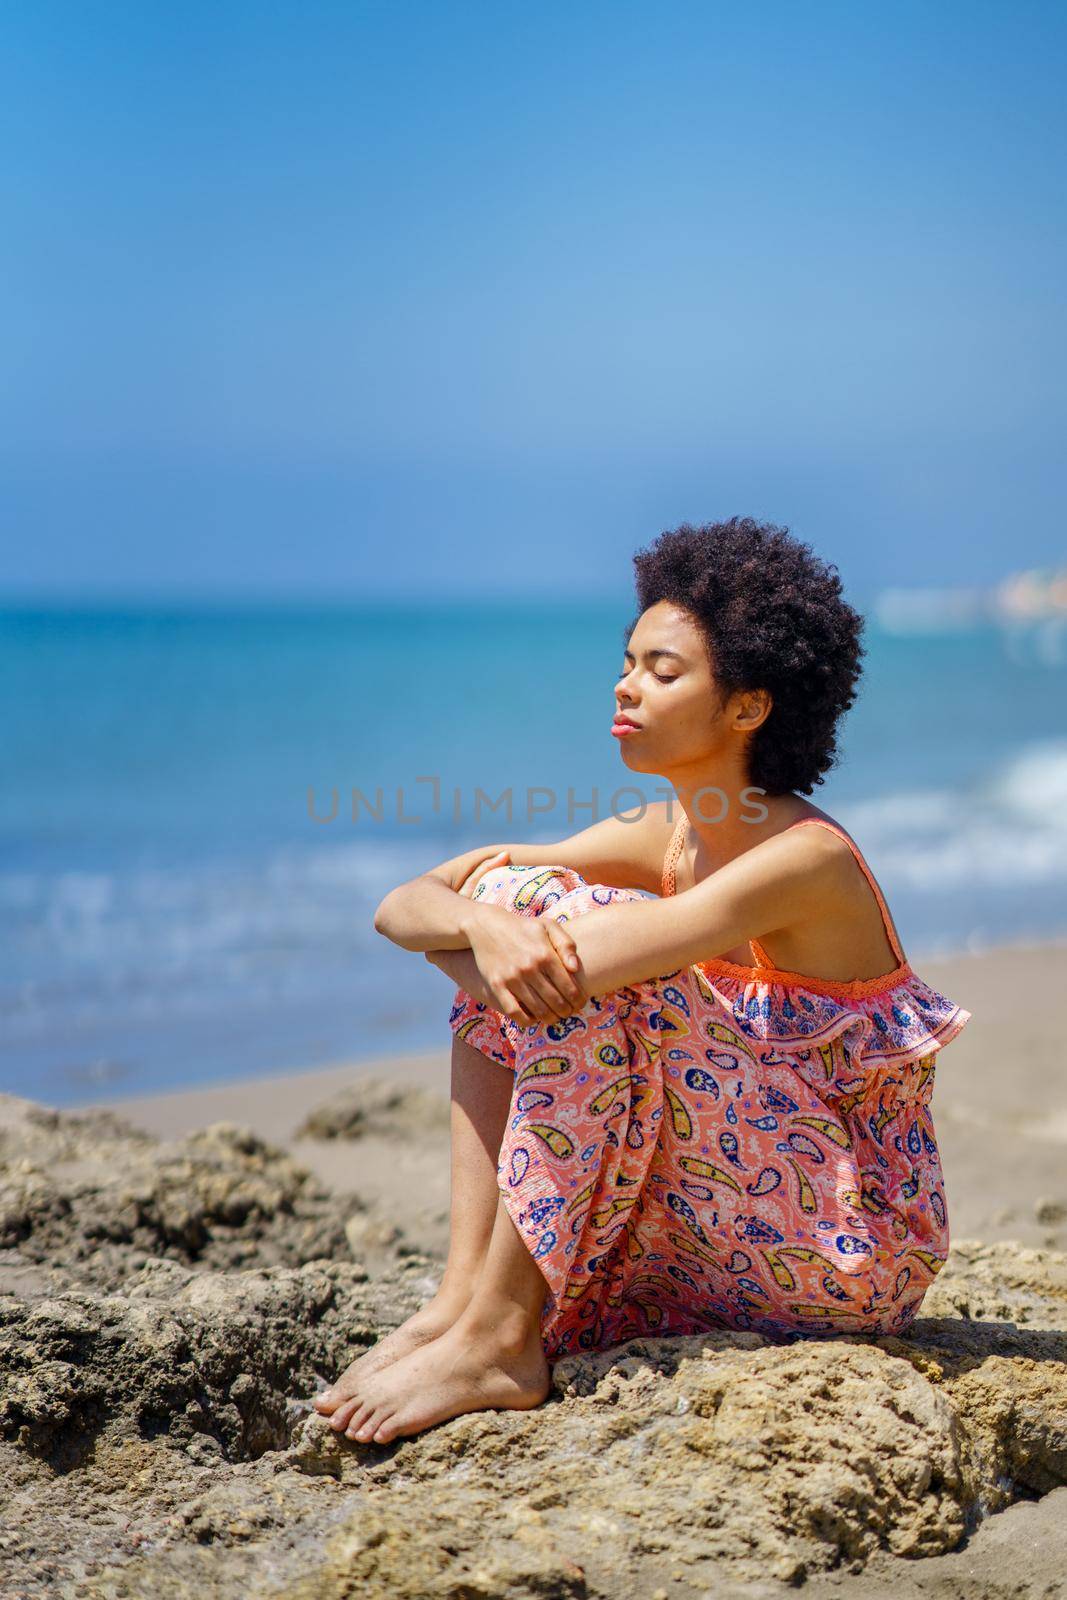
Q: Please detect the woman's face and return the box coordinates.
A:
[612,600,765,777]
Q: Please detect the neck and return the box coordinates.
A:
[667,777,808,867]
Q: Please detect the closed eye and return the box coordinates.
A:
[616,668,679,684]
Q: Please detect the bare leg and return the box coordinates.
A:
[313,1034,514,1412]
[329,1183,551,1444]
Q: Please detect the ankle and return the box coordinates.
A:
[458,1297,543,1354]
[430,1270,481,1312]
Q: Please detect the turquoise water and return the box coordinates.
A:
[2,599,1065,1107]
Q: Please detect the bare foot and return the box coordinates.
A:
[312,1290,471,1415]
[326,1305,551,1444]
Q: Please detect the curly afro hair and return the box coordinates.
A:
[627,516,866,796]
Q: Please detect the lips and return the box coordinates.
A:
[612,714,642,734]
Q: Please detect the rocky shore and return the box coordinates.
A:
[1,1078,1065,1599]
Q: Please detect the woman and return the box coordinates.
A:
[313,516,972,1447]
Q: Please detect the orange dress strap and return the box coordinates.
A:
[661,812,763,962]
[660,813,687,898]
[748,817,907,970]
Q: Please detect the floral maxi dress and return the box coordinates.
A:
[447,816,972,1360]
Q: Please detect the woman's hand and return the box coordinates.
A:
[424,844,586,1024]
[463,903,587,1026]
[457,848,510,898]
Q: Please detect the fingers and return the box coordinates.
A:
[492,972,562,1028]
[458,849,509,898]
[480,903,583,1027]
[496,969,580,1027]
[544,921,582,985]
[515,973,572,1022]
[493,984,537,1028]
[536,924,585,1013]
[510,939,585,1022]
[527,963,584,1020]
[511,925,585,1023]
[544,918,580,967]
[510,976,563,1025]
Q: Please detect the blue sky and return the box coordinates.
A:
[2,0,1064,603]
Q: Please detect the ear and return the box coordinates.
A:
[734,688,772,732]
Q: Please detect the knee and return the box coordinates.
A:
[546,881,653,929]
[467,862,586,917]
[469,864,653,924]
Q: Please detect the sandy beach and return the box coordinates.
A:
[1,936,1065,1597]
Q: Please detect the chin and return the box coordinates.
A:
[616,743,652,774]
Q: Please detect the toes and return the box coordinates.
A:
[328,1396,362,1432]
[372,1412,402,1444]
[350,1406,387,1443]
[343,1400,375,1440]
[314,1374,360,1413]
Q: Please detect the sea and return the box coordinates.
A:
[2,598,1066,1108]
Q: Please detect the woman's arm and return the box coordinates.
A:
[549,827,850,998]
[373,804,662,951]
[424,828,850,1023]
[375,842,585,1024]
[373,843,513,951]
[423,946,495,1007]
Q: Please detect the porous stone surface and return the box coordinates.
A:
[0,1095,371,1286]
[0,1092,1063,1599]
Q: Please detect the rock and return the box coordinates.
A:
[0,1095,372,1289]
[0,1258,408,1467]
[0,1090,1064,1598]
[921,1238,1067,1327]
[292,1076,451,1142]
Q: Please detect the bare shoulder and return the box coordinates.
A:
[743,807,905,973]
[751,807,872,898]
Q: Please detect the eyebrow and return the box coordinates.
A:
[623,646,687,664]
